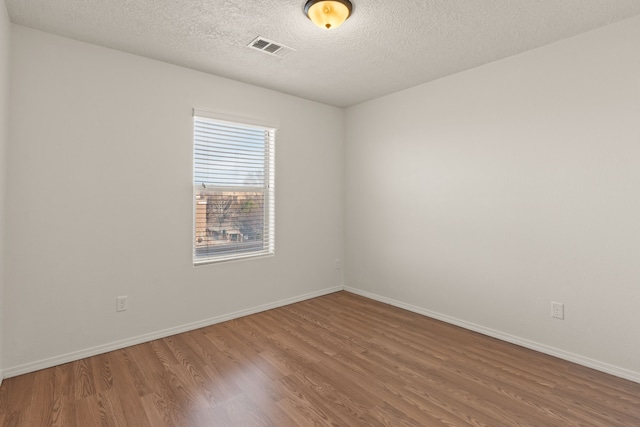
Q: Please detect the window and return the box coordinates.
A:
[193,110,275,264]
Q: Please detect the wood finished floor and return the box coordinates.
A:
[1,291,639,426]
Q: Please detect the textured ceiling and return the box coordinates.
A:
[5,0,640,107]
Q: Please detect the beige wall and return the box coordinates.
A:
[345,15,640,380]
[4,25,344,374]
[0,2,10,382]
[4,11,640,383]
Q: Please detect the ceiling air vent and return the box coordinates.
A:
[248,36,295,58]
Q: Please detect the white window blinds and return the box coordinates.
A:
[193,111,275,264]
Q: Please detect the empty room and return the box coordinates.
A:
[0,0,639,425]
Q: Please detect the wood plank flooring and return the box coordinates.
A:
[1,291,639,426]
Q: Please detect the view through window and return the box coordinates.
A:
[193,112,275,264]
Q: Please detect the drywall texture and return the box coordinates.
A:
[345,15,640,376]
[5,25,343,371]
[7,0,640,107]
[0,2,10,379]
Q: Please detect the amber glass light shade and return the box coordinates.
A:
[304,0,352,30]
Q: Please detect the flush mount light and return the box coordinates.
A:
[304,0,353,30]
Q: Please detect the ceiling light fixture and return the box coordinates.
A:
[304,0,353,30]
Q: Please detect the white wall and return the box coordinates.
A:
[345,15,640,380]
[0,2,11,383]
[4,25,344,374]
[5,11,640,384]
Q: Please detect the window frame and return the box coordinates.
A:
[192,109,276,265]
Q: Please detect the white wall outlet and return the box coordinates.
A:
[116,296,128,312]
[551,301,564,319]
[336,259,341,269]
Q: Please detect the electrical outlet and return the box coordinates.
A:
[336,259,341,269]
[551,302,564,319]
[116,296,128,312]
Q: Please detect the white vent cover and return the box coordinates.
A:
[248,36,295,58]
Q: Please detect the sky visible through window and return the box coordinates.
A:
[194,120,266,188]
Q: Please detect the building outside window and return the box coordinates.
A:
[193,110,275,264]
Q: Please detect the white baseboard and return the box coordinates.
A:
[344,286,640,384]
[3,286,343,379]
[7,285,639,385]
